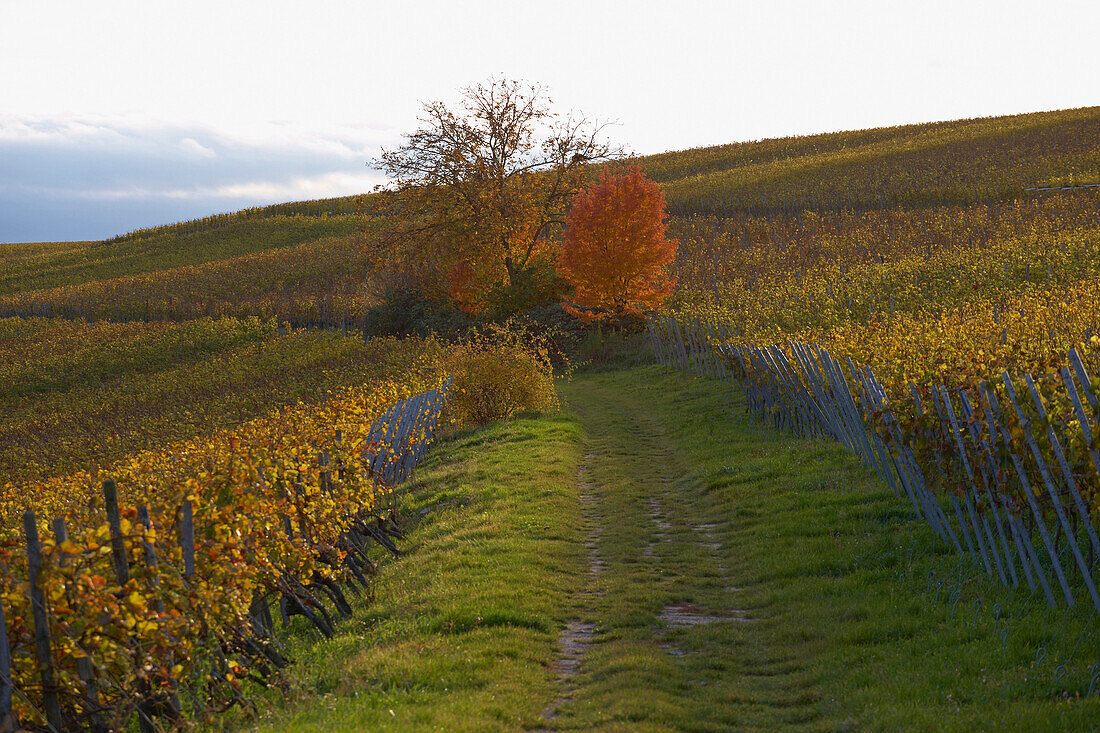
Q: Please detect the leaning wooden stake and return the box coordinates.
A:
[103,481,129,585]
[137,505,182,720]
[180,501,195,579]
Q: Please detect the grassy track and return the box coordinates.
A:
[240,364,1100,731]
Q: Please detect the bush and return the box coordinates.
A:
[444,322,560,427]
[362,286,473,337]
[483,259,571,320]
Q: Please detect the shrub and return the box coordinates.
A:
[483,258,571,319]
[444,321,560,427]
[362,286,473,337]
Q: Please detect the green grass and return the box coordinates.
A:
[236,414,586,732]
[232,363,1100,731]
[559,367,1100,731]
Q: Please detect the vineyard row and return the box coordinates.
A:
[0,381,450,732]
[649,314,1100,620]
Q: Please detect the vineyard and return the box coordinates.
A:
[0,310,557,729]
[0,319,457,486]
[3,103,1100,729]
[1,107,1096,332]
[636,107,1100,715]
[637,106,1100,214]
[666,190,1100,389]
[0,377,449,731]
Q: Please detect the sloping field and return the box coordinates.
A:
[0,215,368,295]
[4,105,1100,730]
[637,106,1100,213]
[4,107,1097,327]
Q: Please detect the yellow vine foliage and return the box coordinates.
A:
[673,191,1100,402]
[0,371,445,726]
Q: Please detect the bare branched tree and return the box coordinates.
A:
[373,77,624,309]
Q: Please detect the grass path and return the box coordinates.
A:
[238,364,1100,732]
[545,372,818,730]
[553,367,1100,731]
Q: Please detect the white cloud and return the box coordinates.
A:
[0,113,398,156]
[179,137,217,158]
[72,170,387,201]
[0,114,398,241]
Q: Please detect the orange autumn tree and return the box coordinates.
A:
[557,166,678,321]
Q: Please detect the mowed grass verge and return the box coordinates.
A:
[235,412,585,732]
[235,363,1100,731]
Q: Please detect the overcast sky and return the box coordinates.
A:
[2,0,1098,242]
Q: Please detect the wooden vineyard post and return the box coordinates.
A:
[651,314,668,365]
[1001,374,1100,614]
[957,392,1021,588]
[646,317,662,365]
[865,372,957,547]
[790,344,842,444]
[272,476,297,626]
[23,511,63,732]
[102,481,129,586]
[676,316,691,373]
[653,316,668,366]
[1023,375,1100,574]
[983,385,1072,607]
[936,386,1003,583]
[698,320,717,379]
[854,369,903,501]
[1062,359,1100,525]
[319,451,330,495]
[180,501,195,580]
[657,316,674,367]
[907,385,963,552]
[686,319,706,377]
[921,387,977,556]
[978,383,1058,607]
[670,316,690,372]
[652,316,669,365]
[374,400,405,488]
[396,394,427,484]
[691,319,710,377]
[335,429,345,483]
[394,404,420,485]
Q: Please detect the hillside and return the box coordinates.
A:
[638,105,1100,214]
[0,216,368,296]
[4,106,1100,731]
[2,106,1097,327]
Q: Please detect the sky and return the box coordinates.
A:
[1,0,1098,243]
